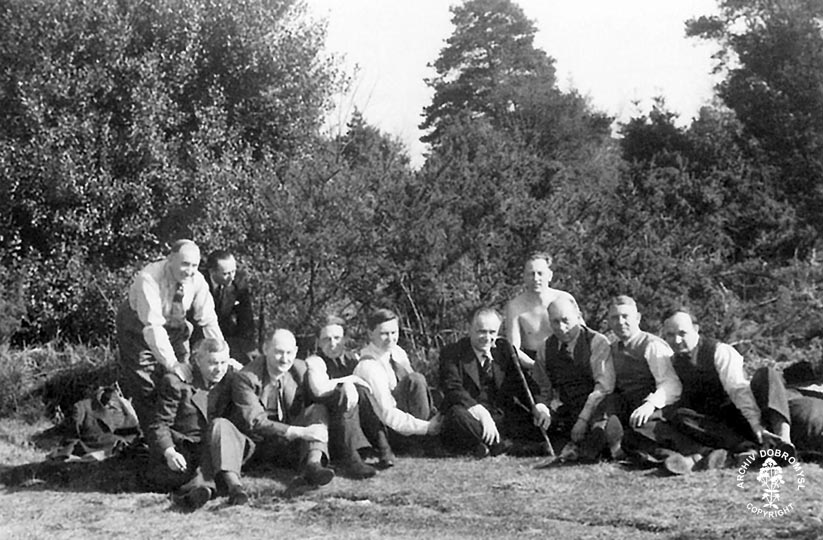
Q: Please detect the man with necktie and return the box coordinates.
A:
[228,328,336,487]
[201,250,255,365]
[116,239,224,431]
[439,307,540,457]
[145,338,249,508]
[531,297,619,462]
[354,308,442,467]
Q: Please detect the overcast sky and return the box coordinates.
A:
[305,0,722,167]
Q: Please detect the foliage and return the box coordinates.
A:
[686,0,823,255]
[0,0,342,343]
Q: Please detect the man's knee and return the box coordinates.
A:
[302,403,330,425]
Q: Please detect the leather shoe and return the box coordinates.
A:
[490,439,513,457]
[663,452,695,475]
[472,442,490,459]
[304,462,335,486]
[695,449,728,471]
[340,459,377,479]
[228,486,249,506]
[377,447,396,469]
[184,485,212,509]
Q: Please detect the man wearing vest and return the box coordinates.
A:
[532,297,618,462]
[607,295,719,470]
[145,338,249,508]
[439,307,541,458]
[116,239,224,431]
[661,309,796,472]
[305,316,377,479]
[229,328,336,488]
[354,308,442,468]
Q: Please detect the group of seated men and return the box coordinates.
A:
[114,240,823,508]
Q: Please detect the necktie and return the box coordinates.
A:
[559,342,572,361]
[481,352,494,379]
[215,284,224,308]
[170,282,185,322]
[273,378,285,422]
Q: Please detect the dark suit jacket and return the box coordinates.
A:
[229,355,310,441]
[440,337,521,412]
[146,368,235,455]
[204,269,254,342]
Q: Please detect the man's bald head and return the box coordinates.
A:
[547,296,582,343]
[265,328,298,377]
[167,239,201,283]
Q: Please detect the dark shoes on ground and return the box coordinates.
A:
[339,458,378,479]
[174,485,212,510]
[304,461,335,486]
[228,485,250,506]
[664,448,728,476]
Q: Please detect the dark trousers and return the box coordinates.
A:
[666,367,791,452]
[612,393,710,459]
[359,373,433,453]
[788,390,823,452]
[440,402,542,453]
[316,386,372,464]
[144,418,253,495]
[246,404,330,469]
[116,301,191,432]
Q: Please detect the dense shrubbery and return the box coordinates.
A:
[1,0,823,422]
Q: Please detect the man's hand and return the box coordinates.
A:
[468,404,499,445]
[517,349,536,369]
[341,381,359,412]
[164,447,187,473]
[532,403,552,430]
[629,401,657,428]
[286,424,328,443]
[171,362,192,383]
[341,375,370,389]
[570,418,588,442]
[426,412,444,436]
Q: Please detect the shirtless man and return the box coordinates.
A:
[505,252,578,368]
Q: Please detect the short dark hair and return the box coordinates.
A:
[608,295,637,310]
[206,249,235,270]
[367,308,398,330]
[319,315,346,334]
[526,251,553,267]
[467,306,502,325]
[662,307,694,324]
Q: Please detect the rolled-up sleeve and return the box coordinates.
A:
[644,340,681,408]
[133,273,178,371]
[579,333,615,421]
[715,343,763,432]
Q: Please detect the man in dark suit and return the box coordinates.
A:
[229,328,336,487]
[145,338,250,508]
[439,307,540,457]
[203,250,255,364]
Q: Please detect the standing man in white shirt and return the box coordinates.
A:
[116,239,223,431]
[354,308,441,467]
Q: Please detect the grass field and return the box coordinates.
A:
[2,418,823,540]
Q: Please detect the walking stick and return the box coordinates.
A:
[508,341,555,460]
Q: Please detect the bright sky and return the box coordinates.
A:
[305,0,721,168]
